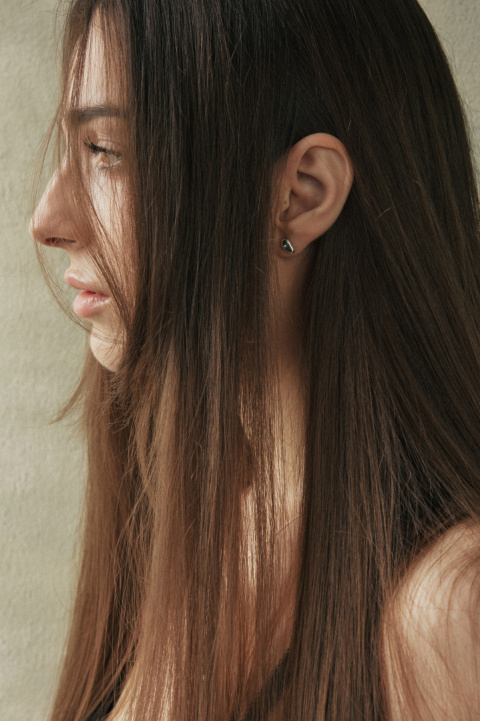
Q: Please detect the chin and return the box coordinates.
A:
[89,327,124,371]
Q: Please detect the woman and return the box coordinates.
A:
[30,0,480,719]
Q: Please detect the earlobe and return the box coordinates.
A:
[275,133,354,255]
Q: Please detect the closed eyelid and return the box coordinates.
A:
[83,138,122,157]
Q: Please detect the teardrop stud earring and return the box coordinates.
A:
[281,238,295,254]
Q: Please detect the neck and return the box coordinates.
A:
[272,243,312,402]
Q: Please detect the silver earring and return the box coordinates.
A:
[281,238,295,254]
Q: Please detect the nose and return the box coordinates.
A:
[30,158,81,249]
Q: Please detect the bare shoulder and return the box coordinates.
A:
[396,521,480,621]
[382,521,480,720]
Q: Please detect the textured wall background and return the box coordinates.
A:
[0,3,86,720]
[0,1,479,720]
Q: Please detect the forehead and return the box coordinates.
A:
[82,19,117,104]
[64,14,126,125]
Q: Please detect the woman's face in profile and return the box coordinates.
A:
[30,19,129,371]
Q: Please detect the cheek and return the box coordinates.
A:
[90,174,125,236]
[91,178,135,289]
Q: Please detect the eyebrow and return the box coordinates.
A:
[66,105,126,125]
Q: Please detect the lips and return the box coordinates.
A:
[64,271,109,296]
[65,271,110,318]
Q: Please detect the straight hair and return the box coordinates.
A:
[36,0,480,719]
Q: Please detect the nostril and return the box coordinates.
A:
[37,236,76,248]
[44,237,64,247]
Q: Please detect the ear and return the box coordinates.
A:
[274,133,354,256]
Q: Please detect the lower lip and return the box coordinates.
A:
[73,291,110,318]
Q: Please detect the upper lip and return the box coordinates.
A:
[64,271,109,296]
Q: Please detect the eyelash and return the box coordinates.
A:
[83,137,122,171]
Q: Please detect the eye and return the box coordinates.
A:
[83,137,122,171]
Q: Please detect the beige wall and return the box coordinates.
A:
[0,3,86,720]
[0,1,479,720]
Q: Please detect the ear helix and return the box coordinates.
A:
[280,238,295,254]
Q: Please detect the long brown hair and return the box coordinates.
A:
[36,0,480,719]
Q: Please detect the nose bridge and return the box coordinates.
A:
[30,155,81,247]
